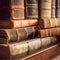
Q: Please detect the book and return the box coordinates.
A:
[0,26,36,44]
[40,0,51,18]
[51,0,56,18]
[0,42,28,59]
[38,27,60,38]
[0,19,38,29]
[39,18,59,28]
[0,0,24,20]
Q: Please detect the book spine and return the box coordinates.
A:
[40,0,51,18]
[25,0,38,19]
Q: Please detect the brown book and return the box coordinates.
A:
[0,42,28,59]
[39,18,59,28]
[0,26,36,44]
[0,19,38,29]
[40,0,51,18]
[38,27,59,38]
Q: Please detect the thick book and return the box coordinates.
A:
[40,0,51,18]
[0,19,38,29]
[0,42,28,59]
[38,27,60,38]
[39,18,60,29]
[0,26,36,44]
[51,0,56,18]
[0,37,57,59]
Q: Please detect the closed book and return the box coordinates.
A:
[0,0,24,8]
[25,5,38,19]
[0,19,38,29]
[38,28,59,38]
[40,0,51,18]
[0,26,36,44]
[0,42,28,59]
[0,8,24,20]
[39,18,58,29]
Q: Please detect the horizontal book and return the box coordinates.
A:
[38,27,60,38]
[0,0,24,8]
[0,8,24,20]
[25,5,38,19]
[0,19,38,29]
[39,18,60,28]
[0,26,37,44]
[0,37,57,59]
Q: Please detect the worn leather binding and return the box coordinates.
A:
[0,42,28,60]
[26,5,38,19]
[39,18,59,29]
[0,26,36,44]
[40,0,51,18]
[38,27,60,38]
[0,19,38,29]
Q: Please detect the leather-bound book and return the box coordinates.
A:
[40,0,51,18]
[39,18,59,29]
[0,42,28,59]
[0,19,38,29]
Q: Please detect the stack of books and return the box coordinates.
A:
[0,0,60,60]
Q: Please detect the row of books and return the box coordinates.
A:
[0,0,59,20]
